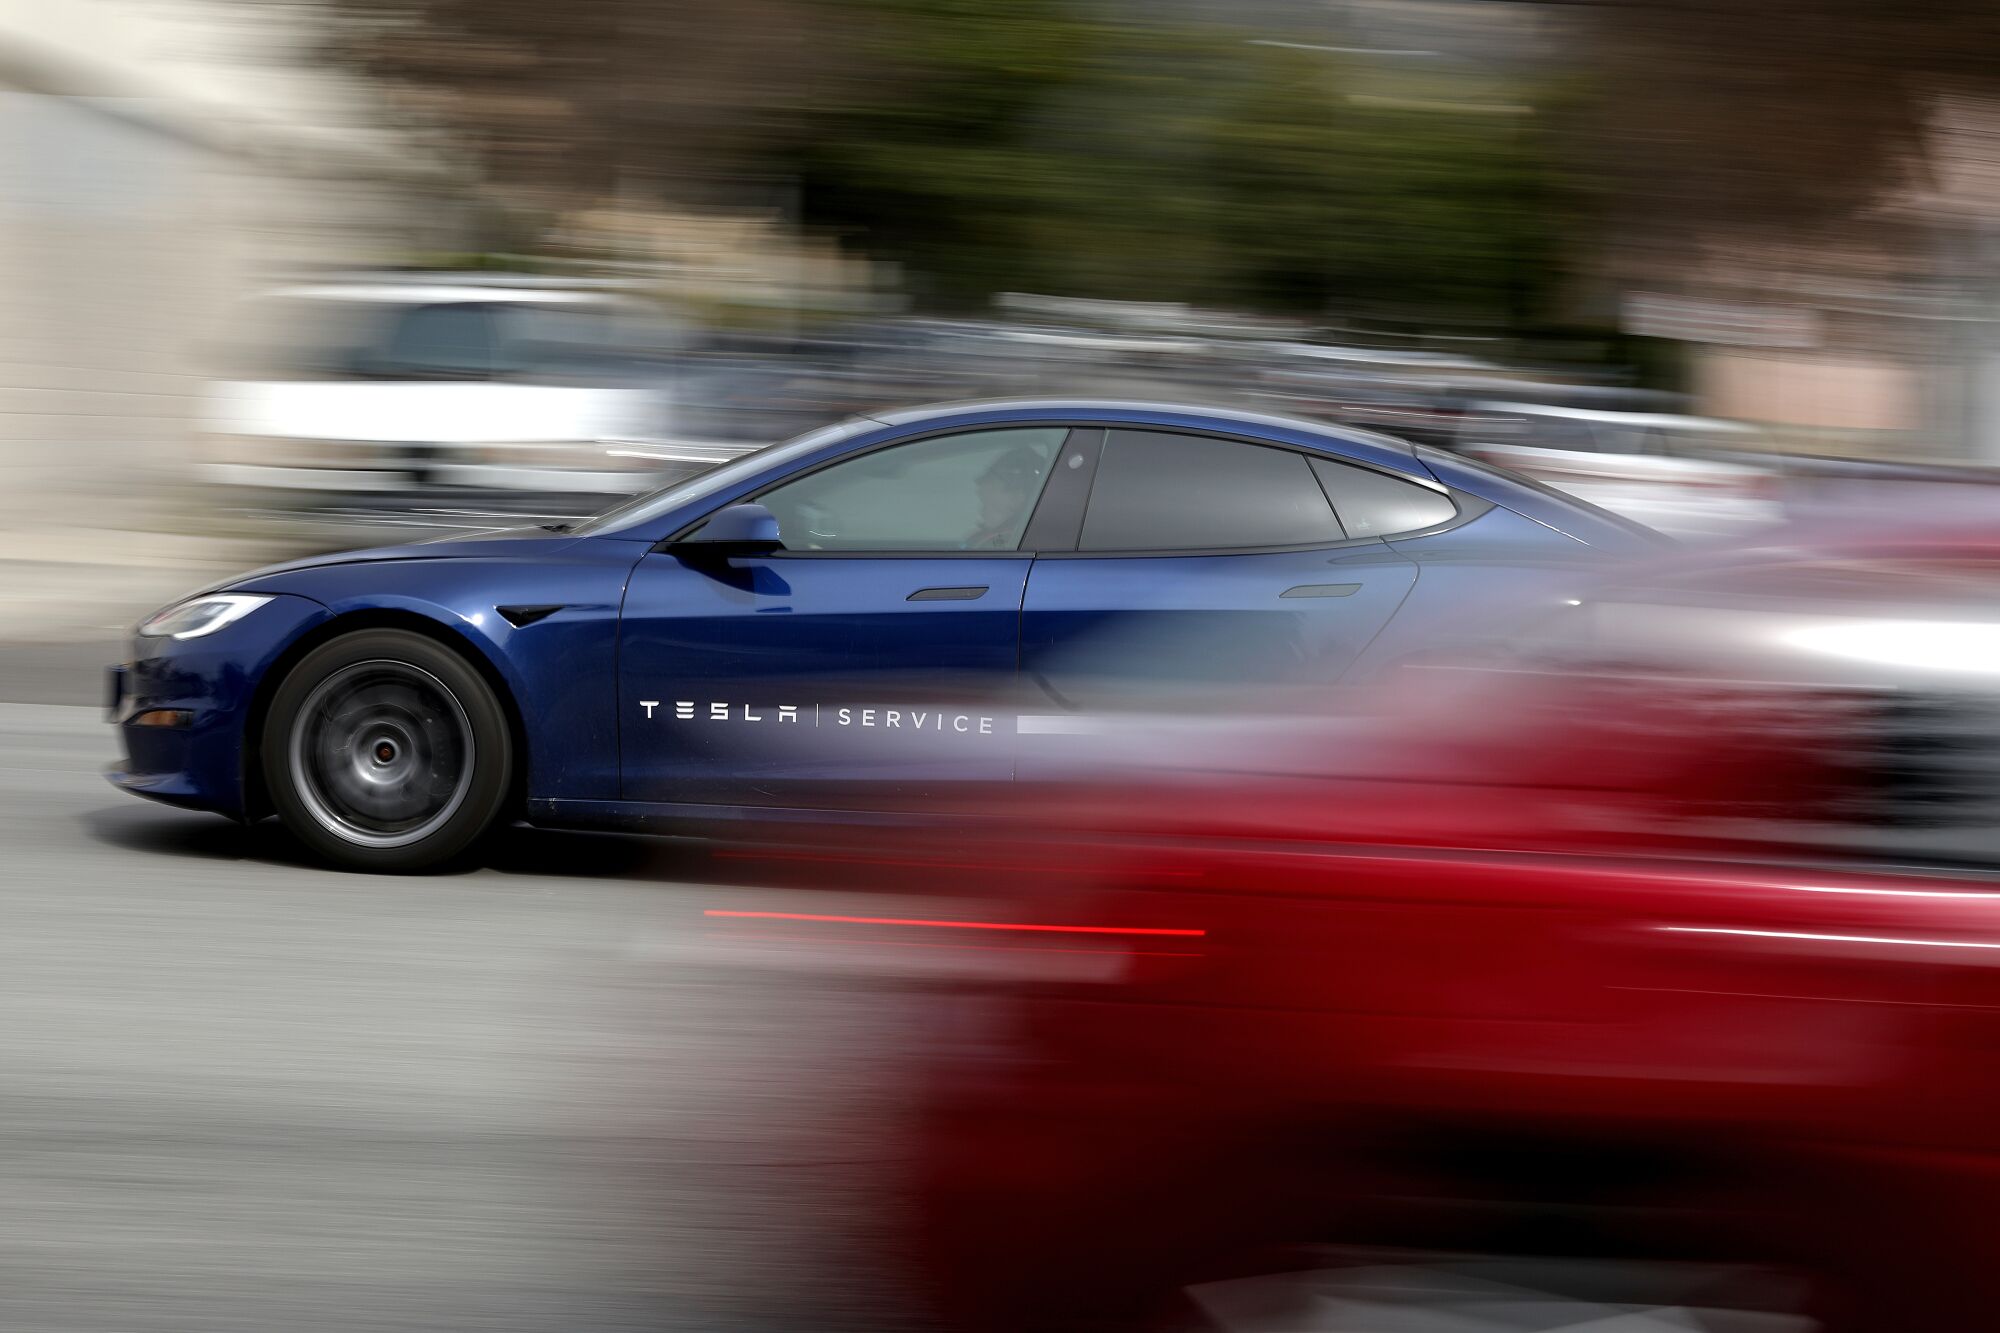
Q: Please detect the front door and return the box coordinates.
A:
[617,426,1069,808]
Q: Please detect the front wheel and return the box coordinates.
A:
[262,629,513,871]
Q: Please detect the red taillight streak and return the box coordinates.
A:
[702,908,1205,937]
[705,929,1202,959]
[711,847,1198,877]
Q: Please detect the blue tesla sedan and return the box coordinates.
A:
[106,399,1662,870]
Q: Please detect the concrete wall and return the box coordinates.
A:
[0,93,217,528]
[1697,349,1920,435]
[0,1,444,536]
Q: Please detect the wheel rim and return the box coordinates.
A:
[288,659,475,849]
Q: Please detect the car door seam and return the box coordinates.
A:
[1339,544,1424,682]
[612,546,648,802]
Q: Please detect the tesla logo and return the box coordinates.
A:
[638,699,996,734]
[639,700,800,723]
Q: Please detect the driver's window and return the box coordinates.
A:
[753,427,1066,551]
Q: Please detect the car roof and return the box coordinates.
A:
[269,284,629,307]
[865,397,1419,462]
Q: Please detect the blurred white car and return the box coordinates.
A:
[202,278,689,506]
[1454,400,1784,539]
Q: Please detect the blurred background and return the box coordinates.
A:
[15,0,2000,637]
[19,2,2000,1330]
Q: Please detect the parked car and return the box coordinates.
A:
[201,276,688,516]
[1453,399,1784,539]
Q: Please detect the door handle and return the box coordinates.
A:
[908,586,989,601]
[1280,583,1362,599]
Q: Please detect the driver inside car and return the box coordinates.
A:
[965,445,1050,550]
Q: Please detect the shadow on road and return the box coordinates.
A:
[480,824,713,881]
[76,804,763,885]
[79,803,328,869]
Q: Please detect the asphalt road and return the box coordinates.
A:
[0,695,933,1332]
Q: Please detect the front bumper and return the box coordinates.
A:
[105,593,332,818]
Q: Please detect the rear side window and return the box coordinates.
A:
[1081,430,1343,551]
[1310,457,1456,536]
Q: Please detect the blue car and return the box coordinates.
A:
[106,399,1661,870]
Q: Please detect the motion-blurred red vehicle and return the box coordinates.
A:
[896,819,2000,1331]
[713,531,2000,1331]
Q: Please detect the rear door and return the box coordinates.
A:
[1017,428,1423,761]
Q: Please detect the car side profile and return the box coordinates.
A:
[107,399,1662,870]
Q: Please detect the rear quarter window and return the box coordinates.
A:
[1310,457,1457,536]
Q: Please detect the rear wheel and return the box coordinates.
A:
[262,629,512,871]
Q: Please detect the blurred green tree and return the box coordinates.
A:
[786,2,1565,321]
[319,0,1571,324]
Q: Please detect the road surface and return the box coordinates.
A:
[0,693,930,1332]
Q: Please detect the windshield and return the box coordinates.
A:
[226,298,383,378]
[569,417,878,537]
[225,296,682,382]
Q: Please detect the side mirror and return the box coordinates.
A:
[669,502,783,558]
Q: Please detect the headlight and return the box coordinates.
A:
[138,594,273,640]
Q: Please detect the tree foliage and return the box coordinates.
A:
[1563,0,2000,279]
[318,0,1570,322]
[320,0,844,202]
[785,2,1561,319]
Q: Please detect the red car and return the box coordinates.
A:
[706,532,2000,1331]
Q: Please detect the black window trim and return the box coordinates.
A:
[658,419,1481,558]
[1018,426,1105,552]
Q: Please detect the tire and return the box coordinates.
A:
[261,628,513,872]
